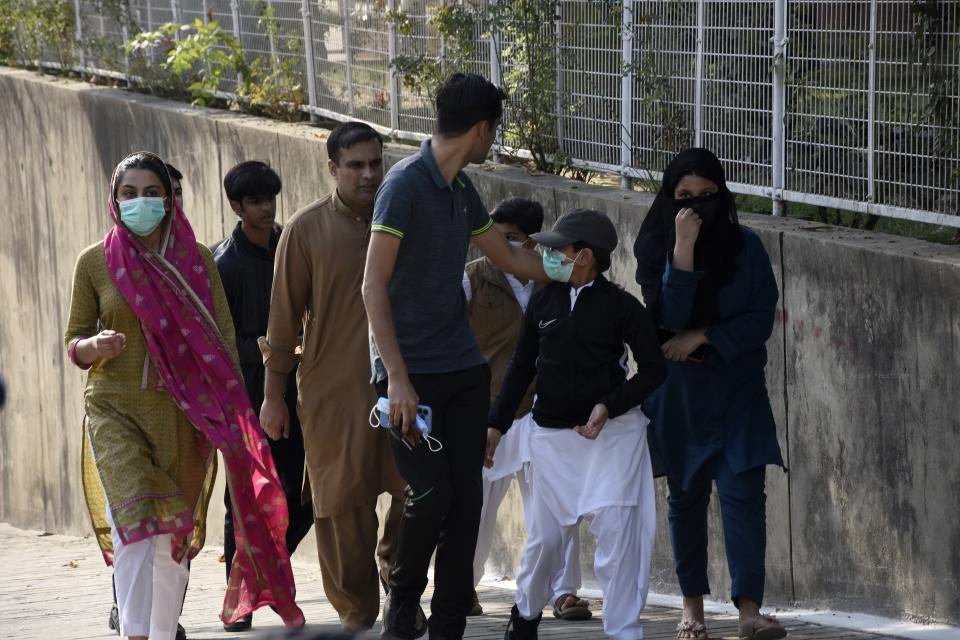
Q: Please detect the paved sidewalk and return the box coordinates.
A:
[0,523,903,640]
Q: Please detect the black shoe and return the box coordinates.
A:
[108,605,120,634]
[223,614,252,632]
[380,593,427,640]
[110,606,186,638]
[504,605,540,640]
[467,589,483,616]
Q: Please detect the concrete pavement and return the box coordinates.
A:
[0,523,916,640]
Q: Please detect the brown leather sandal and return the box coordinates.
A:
[552,593,592,620]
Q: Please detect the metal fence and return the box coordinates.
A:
[47,1,960,226]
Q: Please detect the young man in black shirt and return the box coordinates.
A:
[488,209,667,640]
[213,161,314,632]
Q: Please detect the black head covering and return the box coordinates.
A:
[633,148,744,329]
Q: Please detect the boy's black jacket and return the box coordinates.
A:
[489,274,667,433]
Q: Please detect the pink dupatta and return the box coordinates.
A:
[103,153,304,627]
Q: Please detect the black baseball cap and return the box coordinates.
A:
[529,208,618,252]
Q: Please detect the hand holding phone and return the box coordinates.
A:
[661,329,709,363]
[371,398,441,452]
[685,344,708,364]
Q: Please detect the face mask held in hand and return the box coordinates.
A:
[369,398,443,453]
[119,197,167,236]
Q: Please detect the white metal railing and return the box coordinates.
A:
[44,1,960,226]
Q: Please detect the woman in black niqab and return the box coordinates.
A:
[634,149,786,640]
[633,147,743,329]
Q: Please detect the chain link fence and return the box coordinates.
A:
[28,0,960,226]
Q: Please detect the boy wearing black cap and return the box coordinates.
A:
[464,199,589,622]
[488,209,667,640]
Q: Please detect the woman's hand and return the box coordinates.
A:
[662,329,708,362]
[672,208,701,272]
[91,330,126,359]
[75,330,126,365]
[674,208,702,247]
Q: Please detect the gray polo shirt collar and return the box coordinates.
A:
[421,139,468,192]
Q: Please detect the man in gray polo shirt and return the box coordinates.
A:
[362,73,547,640]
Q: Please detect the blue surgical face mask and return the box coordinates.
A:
[542,248,580,283]
[119,197,167,236]
[369,398,443,453]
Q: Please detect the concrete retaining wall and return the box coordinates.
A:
[1,68,958,625]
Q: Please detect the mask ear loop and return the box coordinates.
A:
[424,433,443,453]
[372,403,442,452]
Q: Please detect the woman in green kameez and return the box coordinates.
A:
[65,151,303,639]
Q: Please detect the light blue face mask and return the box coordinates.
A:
[542,248,581,283]
[369,398,443,453]
[119,197,166,236]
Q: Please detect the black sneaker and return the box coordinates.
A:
[108,605,120,634]
[504,604,540,640]
[176,623,188,640]
[467,589,483,616]
[380,593,427,640]
[223,614,252,632]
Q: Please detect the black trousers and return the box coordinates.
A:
[377,364,490,638]
[224,393,315,582]
[376,363,490,639]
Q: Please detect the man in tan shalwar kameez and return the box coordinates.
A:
[259,122,406,633]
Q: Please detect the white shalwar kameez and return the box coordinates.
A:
[107,506,189,640]
[466,269,583,601]
[473,412,582,600]
[515,407,656,640]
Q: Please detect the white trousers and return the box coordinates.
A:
[515,498,655,640]
[473,469,582,599]
[107,508,189,639]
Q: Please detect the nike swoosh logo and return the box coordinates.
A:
[538,319,557,329]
